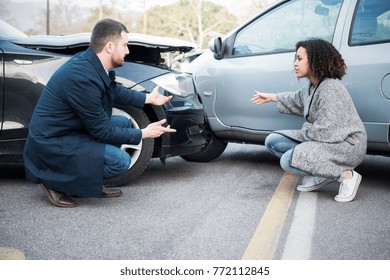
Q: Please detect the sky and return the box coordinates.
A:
[4,0,200,32]
[8,0,177,4]
[5,0,275,34]
[7,0,269,13]
[8,0,179,10]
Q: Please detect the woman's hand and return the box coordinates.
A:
[145,85,173,106]
[251,91,277,105]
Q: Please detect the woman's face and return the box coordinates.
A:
[294,46,309,79]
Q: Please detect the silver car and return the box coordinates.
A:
[183,0,390,162]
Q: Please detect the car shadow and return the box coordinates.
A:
[357,154,390,186]
[0,163,26,179]
[133,144,281,186]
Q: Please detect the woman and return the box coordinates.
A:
[251,38,367,202]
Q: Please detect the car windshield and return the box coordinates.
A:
[232,0,343,55]
[0,19,27,39]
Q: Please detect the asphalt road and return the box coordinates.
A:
[1,143,390,261]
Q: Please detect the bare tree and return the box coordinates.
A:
[29,0,90,35]
[137,0,237,48]
[50,0,88,34]
[82,0,141,33]
[237,0,277,24]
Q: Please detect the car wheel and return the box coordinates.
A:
[104,106,154,186]
[181,123,227,162]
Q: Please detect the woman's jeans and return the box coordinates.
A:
[103,115,132,179]
[265,133,312,177]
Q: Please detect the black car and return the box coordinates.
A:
[0,20,206,185]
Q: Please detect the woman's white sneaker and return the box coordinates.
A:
[297,176,334,192]
[334,170,362,202]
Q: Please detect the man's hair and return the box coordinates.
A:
[90,18,129,53]
[296,38,346,81]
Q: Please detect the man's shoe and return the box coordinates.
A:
[297,176,334,192]
[102,186,122,198]
[40,184,78,208]
[334,170,362,202]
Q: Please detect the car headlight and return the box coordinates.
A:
[151,72,195,98]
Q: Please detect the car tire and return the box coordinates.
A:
[181,123,227,162]
[104,106,154,187]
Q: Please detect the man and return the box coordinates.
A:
[23,19,176,208]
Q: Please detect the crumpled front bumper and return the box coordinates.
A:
[160,105,206,159]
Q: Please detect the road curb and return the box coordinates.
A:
[0,247,26,260]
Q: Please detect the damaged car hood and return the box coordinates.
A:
[10,32,197,53]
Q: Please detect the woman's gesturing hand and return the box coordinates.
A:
[251,91,277,105]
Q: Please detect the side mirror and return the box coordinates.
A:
[208,37,224,60]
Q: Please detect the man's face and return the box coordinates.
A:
[111,31,129,68]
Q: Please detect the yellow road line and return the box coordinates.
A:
[242,172,299,260]
[0,247,25,260]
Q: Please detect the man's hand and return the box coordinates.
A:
[145,85,173,106]
[141,119,176,139]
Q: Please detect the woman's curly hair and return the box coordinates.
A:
[296,38,346,81]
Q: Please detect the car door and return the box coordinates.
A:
[201,0,346,133]
[2,46,44,138]
[338,0,390,152]
[0,45,3,131]
[0,40,64,157]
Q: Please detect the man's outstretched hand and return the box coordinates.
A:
[141,119,176,139]
[145,86,173,106]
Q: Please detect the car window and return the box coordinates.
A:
[232,0,343,56]
[350,0,390,45]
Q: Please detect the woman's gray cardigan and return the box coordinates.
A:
[275,78,367,178]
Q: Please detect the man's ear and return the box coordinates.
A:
[105,42,114,54]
